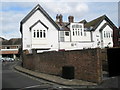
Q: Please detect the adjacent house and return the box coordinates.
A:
[113,27,120,47]
[20,4,117,53]
[0,38,21,60]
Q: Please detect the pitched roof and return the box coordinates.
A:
[79,19,87,24]
[56,22,70,31]
[20,4,60,33]
[0,37,6,42]
[99,22,113,31]
[84,15,116,31]
[2,38,21,45]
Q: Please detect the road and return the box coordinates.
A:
[2,61,70,90]
[2,61,120,90]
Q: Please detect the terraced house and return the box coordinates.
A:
[20,4,117,53]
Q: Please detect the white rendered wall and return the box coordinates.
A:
[102,25,113,47]
[92,20,107,48]
[22,10,58,51]
[92,20,113,48]
[59,42,94,50]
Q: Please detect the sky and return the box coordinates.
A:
[0,0,119,40]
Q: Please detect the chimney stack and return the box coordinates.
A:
[56,14,59,22]
[59,14,63,24]
[56,14,63,24]
[68,16,74,23]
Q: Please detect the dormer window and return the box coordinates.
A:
[72,24,83,36]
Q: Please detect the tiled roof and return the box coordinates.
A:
[56,22,70,31]
[79,19,87,24]
[84,15,116,31]
[2,38,21,45]
[0,37,6,42]
[84,15,105,29]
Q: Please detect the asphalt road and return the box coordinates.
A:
[2,61,67,90]
[2,61,120,90]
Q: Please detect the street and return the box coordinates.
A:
[2,61,68,90]
[2,61,120,90]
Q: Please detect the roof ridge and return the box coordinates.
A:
[87,14,106,23]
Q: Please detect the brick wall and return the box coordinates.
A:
[23,48,102,83]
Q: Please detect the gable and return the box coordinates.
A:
[100,22,113,31]
[85,15,116,31]
[20,4,60,33]
[30,20,48,30]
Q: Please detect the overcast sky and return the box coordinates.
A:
[0,1,119,40]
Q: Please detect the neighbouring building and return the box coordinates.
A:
[20,4,118,53]
[113,27,120,47]
[0,38,21,60]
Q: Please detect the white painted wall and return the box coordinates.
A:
[22,10,58,51]
[102,25,113,47]
[59,42,94,50]
[92,20,113,48]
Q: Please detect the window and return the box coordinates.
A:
[108,33,110,38]
[43,30,46,38]
[76,29,77,35]
[34,30,36,38]
[78,29,80,36]
[80,29,82,36]
[60,37,64,42]
[40,30,42,38]
[33,29,47,38]
[73,29,75,36]
[104,31,106,37]
[37,30,39,38]
[60,31,64,42]
[72,24,83,36]
[65,32,69,36]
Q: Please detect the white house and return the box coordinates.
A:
[20,4,116,53]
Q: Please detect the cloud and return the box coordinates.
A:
[41,2,89,21]
[0,2,118,40]
[1,11,24,39]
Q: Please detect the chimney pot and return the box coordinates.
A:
[56,14,59,22]
[68,16,74,23]
[59,14,63,24]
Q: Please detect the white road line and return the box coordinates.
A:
[23,85,42,88]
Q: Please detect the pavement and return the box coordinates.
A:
[14,65,97,86]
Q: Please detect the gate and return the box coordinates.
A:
[107,48,120,77]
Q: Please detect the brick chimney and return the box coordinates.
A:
[59,14,63,24]
[56,14,59,22]
[68,16,74,23]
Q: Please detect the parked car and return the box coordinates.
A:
[1,57,15,62]
[0,57,6,62]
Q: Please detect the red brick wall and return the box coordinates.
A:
[23,48,102,83]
